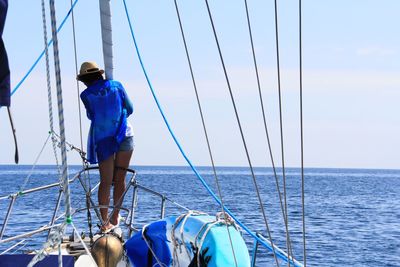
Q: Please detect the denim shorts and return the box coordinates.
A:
[119,136,134,151]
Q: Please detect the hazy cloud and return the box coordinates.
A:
[356,46,397,57]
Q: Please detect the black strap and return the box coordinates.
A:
[7,107,18,164]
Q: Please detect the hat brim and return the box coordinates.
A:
[76,69,105,80]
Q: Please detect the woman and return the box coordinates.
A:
[77,61,134,232]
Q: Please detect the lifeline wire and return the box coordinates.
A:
[299,0,307,265]
[122,1,301,265]
[242,0,295,260]
[203,0,280,266]
[172,0,237,266]
[41,0,60,174]
[273,0,291,263]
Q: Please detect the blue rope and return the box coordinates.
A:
[10,0,79,97]
[122,1,301,266]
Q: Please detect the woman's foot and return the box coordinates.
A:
[100,222,115,233]
[110,214,121,226]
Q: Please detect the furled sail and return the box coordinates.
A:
[99,0,113,80]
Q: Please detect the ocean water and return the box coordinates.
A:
[0,165,399,266]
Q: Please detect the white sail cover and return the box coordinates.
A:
[99,0,113,80]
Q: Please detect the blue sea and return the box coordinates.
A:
[0,165,399,266]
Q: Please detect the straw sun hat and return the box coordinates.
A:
[77,61,104,80]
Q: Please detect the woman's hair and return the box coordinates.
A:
[79,72,104,85]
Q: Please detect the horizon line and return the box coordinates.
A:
[1,164,399,171]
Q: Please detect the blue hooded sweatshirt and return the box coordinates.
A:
[80,79,133,164]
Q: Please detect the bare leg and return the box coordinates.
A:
[98,154,115,230]
[110,150,133,225]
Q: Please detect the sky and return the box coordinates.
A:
[1,0,400,169]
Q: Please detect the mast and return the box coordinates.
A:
[99,0,113,80]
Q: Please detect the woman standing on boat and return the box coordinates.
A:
[77,61,134,232]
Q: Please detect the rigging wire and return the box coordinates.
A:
[122,1,301,265]
[10,0,79,97]
[19,133,51,192]
[272,0,291,263]
[299,0,307,265]
[203,0,279,266]
[69,0,84,166]
[242,0,295,262]
[69,0,94,243]
[172,0,237,266]
[40,0,60,174]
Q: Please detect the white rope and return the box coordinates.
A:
[171,212,193,266]
[170,211,207,266]
[170,216,182,267]
[179,211,195,259]
[40,0,60,174]
[99,0,114,80]
[195,220,221,267]
[192,213,237,267]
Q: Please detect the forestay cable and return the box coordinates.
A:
[203,0,280,266]
[172,0,237,266]
[122,1,301,265]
